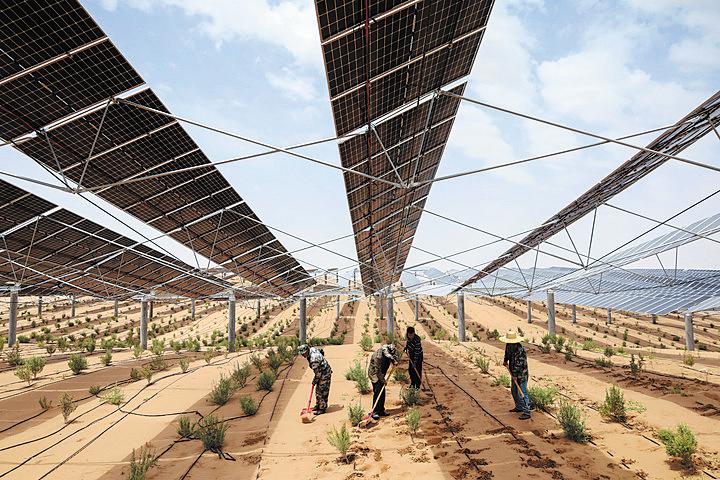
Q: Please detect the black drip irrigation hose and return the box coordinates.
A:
[0,350,254,478]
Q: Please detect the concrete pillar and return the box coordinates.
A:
[37,296,43,318]
[228,296,236,352]
[336,295,340,321]
[414,295,419,322]
[386,294,394,337]
[572,304,577,324]
[526,300,532,323]
[547,290,556,336]
[191,299,196,319]
[70,295,76,318]
[607,308,613,325]
[684,313,695,351]
[299,295,307,344]
[256,299,261,319]
[8,290,18,347]
[651,314,657,324]
[457,291,466,342]
[113,300,119,319]
[140,299,148,350]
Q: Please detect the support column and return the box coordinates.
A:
[256,299,261,319]
[651,314,657,325]
[572,304,577,324]
[379,294,385,320]
[228,296,236,352]
[37,296,43,318]
[299,295,307,344]
[684,313,695,351]
[191,299,196,319]
[414,295,419,322]
[607,308,613,325]
[149,301,154,320]
[386,293,394,338]
[113,300,119,319]
[457,291,466,342]
[140,298,148,350]
[547,290,556,336]
[8,290,18,347]
[336,295,340,321]
[526,300,532,323]
[70,295,76,318]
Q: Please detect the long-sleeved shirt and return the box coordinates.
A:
[503,343,529,383]
[308,346,332,384]
[368,344,397,384]
[404,335,423,364]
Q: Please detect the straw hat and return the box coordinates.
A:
[499,330,524,343]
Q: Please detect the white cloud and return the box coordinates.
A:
[266,67,316,101]
[117,0,321,68]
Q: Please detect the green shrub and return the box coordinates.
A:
[400,386,421,406]
[326,423,351,463]
[46,344,56,356]
[356,375,371,394]
[256,369,276,391]
[39,396,52,410]
[240,395,258,415]
[557,402,589,442]
[657,424,697,466]
[89,385,102,395]
[15,365,33,385]
[60,393,76,424]
[25,356,46,379]
[129,445,157,480]
[581,339,595,351]
[474,356,490,374]
[393,368,409,383]
[84,338,95,353]
[140,367,153,385]
[130,368,142,381]
[209,375,234,405]
[595,357,612,367]
[348,403,364,426]
[359,334,373,352]
[345,360,364,381]
[266,349,282,372]
[599,386,626,422]
[250,353,263,372]
[406,407,420,436]
[682,353,695,366]
[493,374,511,388]
[527,385,558,412]
[133,345,142,359]
[150,338,165,356]
[68,354,88,374]
[604,346,615,358]
[630,354,644,376]
[6,346,23,366]
[100,351,112,366]
[177,415,195,438]
[179,358,190,373]
[196,415,228,451]
[100,387,124,406]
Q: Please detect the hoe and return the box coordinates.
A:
[300,384,315,423]
[358,364,395,428]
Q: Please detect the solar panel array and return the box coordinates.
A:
[315,0,495,293]
[0,0,313,297]
[458,89,720,290]
[0,179,228,298]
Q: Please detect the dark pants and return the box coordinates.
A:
[372,381,386,414]
[408,355,422,389]
[511,377,531,415]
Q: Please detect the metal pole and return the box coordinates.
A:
[228,296,236,352]
[113,299,119,319]
[140,298,148,350]
[336,295,340,321]
[191,299,196,319]
[414,295,419,322]
[386,293,394,338]
[652,314,657,324]
[38,296,43,318]
[526,300,532,323]
[547,290,556,336]
[299,295,307,344]
[684,313,695,351]
[457,291,466,342]
[71,295,76,318]
[8,290,18,347]
[572,304,577,324]
[149,300,154,320]
[607,308,613,325]
[256,299,261,319]
[379,293,385,320]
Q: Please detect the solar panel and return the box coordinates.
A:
[457,89,720,291]
[1,1,313,297]
[0,179,228,298]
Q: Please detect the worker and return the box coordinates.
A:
[403,326,423,389]
[367,343,399,420]
[298,344,332,414]
[501,330,531,420]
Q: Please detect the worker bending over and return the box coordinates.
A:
[501,330,531,420]
[367,343,399,420]
[298,344,332,414]
[403,326,423,388]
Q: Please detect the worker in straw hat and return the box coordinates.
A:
[297,344,333,415]
[500,330,531,420]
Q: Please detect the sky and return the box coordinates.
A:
[2,0,720,286]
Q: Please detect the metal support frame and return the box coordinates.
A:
[71,295,76,318]
[114,299,119,319]
[37,295,43,318]
[652,314,657,325]
[140,298,149,350]
[386,292,394,337]
[149,300,154,320]
[414,295,419,322]
[8,289,19,346]
[684,313,695,351]
[299,295,307,344]
[547,290,556,336]
[336,295,341,322]
[228,295,236,352]
[457,291,465,342]
[526,300,532,323]
[572,304,577,324]
[191,299,196,319]
[607,308,613,325]
[256,299,261,319]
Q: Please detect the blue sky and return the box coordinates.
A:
[2,0,719,281]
